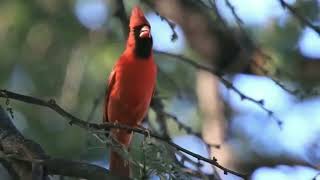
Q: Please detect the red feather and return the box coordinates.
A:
[104,6,157,177]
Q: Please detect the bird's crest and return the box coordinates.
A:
[129,6,150,28]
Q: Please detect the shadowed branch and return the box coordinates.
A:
[0,99,128,180]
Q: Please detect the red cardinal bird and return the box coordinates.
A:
[104,6,157,177]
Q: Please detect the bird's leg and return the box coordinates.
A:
[113,120,120,133]
[103,120,121,148]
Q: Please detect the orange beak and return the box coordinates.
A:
[139,25,151,38]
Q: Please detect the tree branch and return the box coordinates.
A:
[0,89,247,179]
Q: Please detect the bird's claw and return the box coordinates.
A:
[113,120,120,133]
[137,125,151,139]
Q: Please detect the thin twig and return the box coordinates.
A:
[251,61,298,95]
[313,172,320,180]
[251,59,320,99]
[154,12,178,42]
[155,50,283,127]
[224,0,243,25]
[278,0,320,36]
[161,111,220,149]
[208,0,229,28]
[224,0,254,47]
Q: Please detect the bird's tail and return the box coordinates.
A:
[109,129,133,177]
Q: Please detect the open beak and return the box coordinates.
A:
[139,25,151,38]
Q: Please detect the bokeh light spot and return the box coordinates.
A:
[74,0,108,30]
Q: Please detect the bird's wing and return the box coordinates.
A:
[103,68,116,122]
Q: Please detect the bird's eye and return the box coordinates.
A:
[139,25,151,38]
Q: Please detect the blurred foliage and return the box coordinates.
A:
[0,0,319,179]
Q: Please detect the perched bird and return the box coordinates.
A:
[103,6,157,177]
